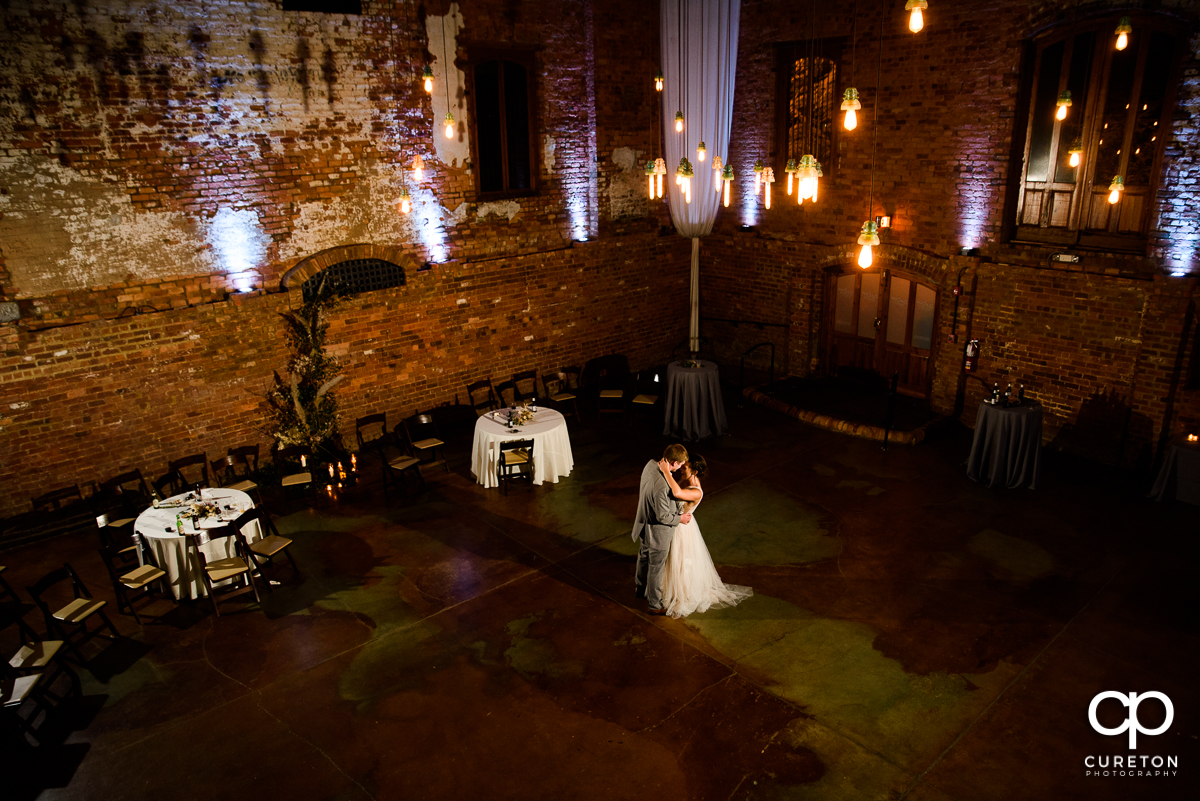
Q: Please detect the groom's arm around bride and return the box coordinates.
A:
[632,444,691,613]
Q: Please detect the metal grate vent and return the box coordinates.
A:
[302,258,406,303]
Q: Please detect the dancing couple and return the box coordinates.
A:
[632,444,752,618]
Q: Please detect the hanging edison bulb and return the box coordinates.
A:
[784,159,798,195]
[674,111,685,133]
[399,187,412,215]
[1055,91,1072,121]
[444,112,455,139]
[753,160,764,196]
[645,161,656,199]
[762,167,775,210]
[721,164,734,208]
[412,154,425,181]
[712,155,724,192]
[797,155,820,202]
[841,88,861,131]
[1067,138,1083,168]
[905,0,928,33]
[697,141,707,163]
[676,158,694,204]
[1115,17,1132,50]
[654,157,667,198]
[422,65,434,93]
[857,220,880,268]
[1108,175,1125,204]
[654,69,664,92]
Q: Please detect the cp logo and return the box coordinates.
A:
[1088,691,1174,749]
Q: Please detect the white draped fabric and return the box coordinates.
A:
[660,0,741,351]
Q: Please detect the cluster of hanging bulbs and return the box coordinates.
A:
[400,20,457,217]
[646,68,738,207]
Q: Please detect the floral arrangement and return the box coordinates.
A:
[682,358,701,369]
[509,403,536,426]
[265,275,348,459]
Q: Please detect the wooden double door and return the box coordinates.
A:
[825,268,939,398]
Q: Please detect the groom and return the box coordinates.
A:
[632,443,692,615]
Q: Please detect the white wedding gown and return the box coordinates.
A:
[662,491,753,618]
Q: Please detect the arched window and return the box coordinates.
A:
[1013,12,1183,250]
[775,40,843,176]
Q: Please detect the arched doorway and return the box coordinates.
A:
[824,265,939,398]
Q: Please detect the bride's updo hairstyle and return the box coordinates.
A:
[687,455,708,479]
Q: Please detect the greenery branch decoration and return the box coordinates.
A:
[265,275,348,459]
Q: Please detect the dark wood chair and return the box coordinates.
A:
[466,379,499,416]
[497,438,535,496]
[31,485,84,513]
[0,565,21,607]
[512,370,539,401]
[97,541,168,624]
[542,372,580,423]
[239,506,299,587]
[97,469,152,524]
[186,525,261,616]
[403,412,448,473]
[25,564,120,663]
[495,379,518,408]
[628,367,665,426]
[168,453,209,494]
[274,445,313,492]
[357,413,423,494]
[213,445,262,503]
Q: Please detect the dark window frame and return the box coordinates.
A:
[1011,12,1184,252]
[774,38,846,178]
[465,45,539,200]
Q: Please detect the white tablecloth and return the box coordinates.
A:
[134,488,259,600]
[470,408,574,489]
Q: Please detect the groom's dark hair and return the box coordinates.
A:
[663,443,688,463]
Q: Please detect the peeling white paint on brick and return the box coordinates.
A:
[54,349,69,357]
[428,3,470,168]
[608,147,649,221]
[544,136,557,172]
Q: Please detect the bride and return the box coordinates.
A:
[657,456,753,619]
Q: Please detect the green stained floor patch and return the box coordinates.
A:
[504,613,585,679]
[316,564,426,636]
[752,716,917,800]
[698,477,841,565]
[969,529,1055,580]
[688,593,1022,771]
[337,618,444,707]
[535,475,630,545]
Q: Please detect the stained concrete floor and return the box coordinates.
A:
[2,393,1198,800]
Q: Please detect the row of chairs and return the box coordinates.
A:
[466,368,581,421]
[355,411,448,493]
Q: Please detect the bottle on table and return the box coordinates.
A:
[1018,384,1025,403]
[1004,383,1012,407]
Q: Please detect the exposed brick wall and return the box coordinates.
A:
[0,232,690,518]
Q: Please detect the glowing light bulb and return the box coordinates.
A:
[657,173,664,198]
[413,154,424,181]
[654,70,664,92]
[905,0,928,33]
[1116,31,1128,50]
[444,113,455,139]
[723,180,730,208]
[844,108,857,130]
[422,65,434,94]
[859,245,874,268]
[787,173,793,194]
[1115,17,1132,50]
[674,111,684,133]
[764,180,772,209]
[712,156,724,192]
[1056,103,1067,120]
[1108,188,1120,204]
[400,188,411,214]
[1069,151,1080,167]
[697,142,706,162]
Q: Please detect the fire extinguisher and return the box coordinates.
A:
[964,339,980,372]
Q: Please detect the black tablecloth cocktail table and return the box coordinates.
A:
[966,401,1043,489]
[663,360,727,441]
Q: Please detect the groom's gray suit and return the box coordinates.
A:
[632,460,682,610]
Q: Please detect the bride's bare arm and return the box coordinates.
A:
[657,459,702,501]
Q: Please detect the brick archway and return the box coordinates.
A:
[815,243,951,287]
[280,243,423,291]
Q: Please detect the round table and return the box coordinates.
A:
[470,408,574,489]
[965,401,1043,489]
[663,360,728,441]
[134,488,259,600]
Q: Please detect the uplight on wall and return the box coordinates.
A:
[905,0,928,33]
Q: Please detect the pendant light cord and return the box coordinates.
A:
[867,0,883,221]
[442,10,451,112]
